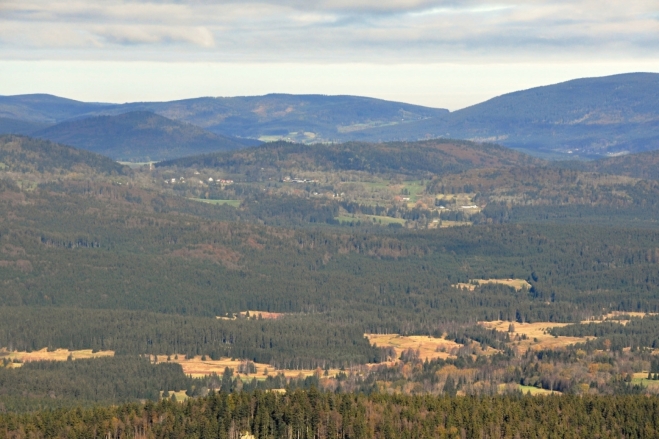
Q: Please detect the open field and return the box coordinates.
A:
[581,311,658,325]
[428,220,471,229]
[362,214,406,225]
[189,198,241,207]
[365,334,463,361]
[498,383,557,395]
[632,373,659,391]
[160,390,190,401]
[479,321,592,352]
[0,348,114,366]
[400,181,426,203]
[157,355,340,379]
[454,278,531,291]
[516,385,557,395]
[1,347,338,381]
[336,214,406,226]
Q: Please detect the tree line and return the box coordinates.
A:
[2,389,659,438]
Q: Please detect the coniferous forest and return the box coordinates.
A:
[4,134,659,436]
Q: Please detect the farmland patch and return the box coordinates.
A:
[454,278,531,291]
[365,334,463,361]
[1,348,114,365]
[479,321,592,352]
[157,355,339,379]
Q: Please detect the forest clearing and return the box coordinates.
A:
[582,311,658,325]
[479,321,593,351]
[365,334,463,361]
[156,355,341,379]
[453,278,531,291]
[1,348,114,366]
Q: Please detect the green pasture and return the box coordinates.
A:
[189,198,241,207]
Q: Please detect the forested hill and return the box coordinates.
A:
[0,135,128,176]
[577,149,659,181]
[157,139,541,176]
[31,111,251,162]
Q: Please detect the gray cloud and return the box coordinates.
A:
[1,0,658,62]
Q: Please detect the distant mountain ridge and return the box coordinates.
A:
[32,111,250,162]
[0,94,112,124]
[3,73,659,158]
[109,94,449,143]
[369,72,659,158]
[0,93,448,144]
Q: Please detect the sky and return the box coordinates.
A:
[1,0,659,110]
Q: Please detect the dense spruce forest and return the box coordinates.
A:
[0,357,189,412]
[4,133,659,433]
[3,390,659,438]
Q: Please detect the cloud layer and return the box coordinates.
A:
[1,0,658,62]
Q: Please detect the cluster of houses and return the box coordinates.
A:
[207,178,234,184]
[282,176,317,183]
[165,176,234,185]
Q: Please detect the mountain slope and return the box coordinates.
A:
[0,135,128,175]
[0,117,50,135]
[0,94,110,124]
[573,150,659,181]
[365,73,659,157]
[32,111,249,161]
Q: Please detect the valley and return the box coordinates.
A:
[2,85,659,432]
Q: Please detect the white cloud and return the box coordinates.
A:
[92,26,215,47]
[0,0,658,62]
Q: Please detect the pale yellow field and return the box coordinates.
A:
[160,390,190,401]
[453,279,531,291]
[581,311,657,325]
[156,355,340,379]
[365,334,463,361]
[499,383,557,395]
[479,321,592,351]
[1,348,114,366]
